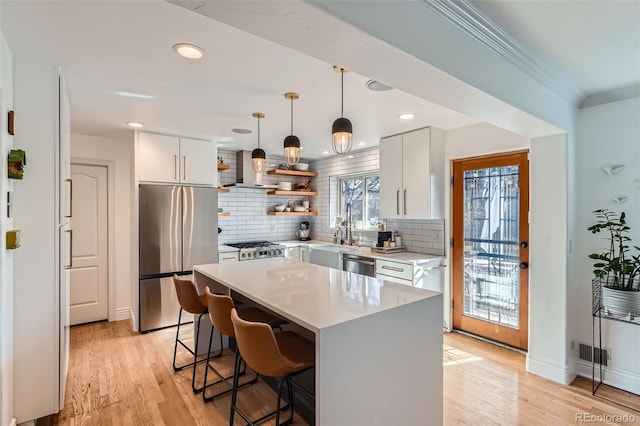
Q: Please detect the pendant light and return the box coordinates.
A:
[283,92,300,165]
[251,112,266,172]
[332,66,353,155]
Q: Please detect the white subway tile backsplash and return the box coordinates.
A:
[217,148,445,255]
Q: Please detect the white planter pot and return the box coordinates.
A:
[601,286,640,319]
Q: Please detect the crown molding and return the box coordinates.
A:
[421,0,582,104]
[579,84,640,109]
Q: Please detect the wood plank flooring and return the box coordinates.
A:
[38,320,639,425]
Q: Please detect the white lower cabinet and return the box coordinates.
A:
[376,259,414,286]
[284,245,311,262]
[219,252,239,263]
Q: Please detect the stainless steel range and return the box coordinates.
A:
[226,241,285,261]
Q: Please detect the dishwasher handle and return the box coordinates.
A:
[342,254,375,266]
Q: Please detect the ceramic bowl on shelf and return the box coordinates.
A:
[274,204,286,212]
[293,162,309,171]
[277,182,292,191]
[293,206,306,212]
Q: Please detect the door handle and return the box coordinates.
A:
[182,156,186,180]
[64,229,73,269]
[382,265,405,273]
[396,190,400,215]
[65,178,72,218]
[519,262,528,270]
[404,189,407,215]
[173,155,177,180]
[520,241,529,248]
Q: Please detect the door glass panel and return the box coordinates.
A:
[463,166,520,328]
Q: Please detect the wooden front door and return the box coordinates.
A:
[452,151,529,350]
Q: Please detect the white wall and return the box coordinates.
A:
[573,97,640,394]
[71,133,133,322]
[0,29,14,426]
[526,134,570,384]
[443,123,529,331]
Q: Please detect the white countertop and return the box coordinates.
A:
[218,244,239,253]
[194,258,439,333]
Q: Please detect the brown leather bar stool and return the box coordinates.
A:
[202,287,288,403]
[230,307,315,426]
[171,274,222,394]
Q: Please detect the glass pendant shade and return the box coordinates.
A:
[332,117,353,154]
[251,112,266,179]
[283,93,300,165]
[332,67,353,155]
[251,148,266,173]
[284,135,300,165]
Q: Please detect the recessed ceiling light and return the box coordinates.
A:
[365,79,393,92]
[232,128,252,134]
[126,122,144,128]
[358,141,366,146]
[173,43,204,59]
[399,113,415,120]
[322,150,329,155]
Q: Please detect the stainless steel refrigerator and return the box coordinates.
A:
[139,184,218,332]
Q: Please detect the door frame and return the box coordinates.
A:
[71,158,116,322]
[450,150,530,350]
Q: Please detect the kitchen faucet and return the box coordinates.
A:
[346,202,355,246]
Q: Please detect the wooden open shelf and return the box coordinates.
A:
[217,163,230,171]
[217,187,230,193]
[267,211,318,216]
[266,169,318,177]
[267,190,318,196]
[218,212,230,216]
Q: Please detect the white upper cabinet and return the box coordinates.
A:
[380,127,445,220]
[138,132,217,186]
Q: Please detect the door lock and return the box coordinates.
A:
[519,262,528,270]
[520,242,528,248]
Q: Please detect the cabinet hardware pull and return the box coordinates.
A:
[222,256,237,260]
[65,229,73,269]
[396,190,400,215]
[65,178,73,218]
[183,156,186,180]
[174,155,177,180]
[382,265,404,273]
[404,189,407,215]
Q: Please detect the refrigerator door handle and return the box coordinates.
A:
[64,229,73,269]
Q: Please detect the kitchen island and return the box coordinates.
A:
[194,258,443,425]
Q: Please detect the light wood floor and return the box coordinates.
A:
[38,320,639,425]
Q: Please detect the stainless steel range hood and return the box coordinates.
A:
[223,150,278,188]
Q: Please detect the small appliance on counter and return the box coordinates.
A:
[297,221,311,241]
[377,231,393,247]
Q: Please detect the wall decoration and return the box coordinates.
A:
[602,164,624,176]
[8,149,26,179]
[8,110,14,135]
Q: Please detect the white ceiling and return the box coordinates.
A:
[469,0,640,100]
[2,0,638,159]
[0,0,479,159]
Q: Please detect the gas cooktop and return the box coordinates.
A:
[226,241,285,261]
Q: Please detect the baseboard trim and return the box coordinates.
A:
[526,355,575,385]
[115,307,130,321]
[129,308,138,332]
[576,360,640,395]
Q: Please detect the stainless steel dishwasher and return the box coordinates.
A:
[342,253,376,277]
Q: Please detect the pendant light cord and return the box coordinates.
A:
[290,96,294,135]
[341,68,344,118]
[257,116,261,148]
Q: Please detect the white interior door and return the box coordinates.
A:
[70,163,108,325]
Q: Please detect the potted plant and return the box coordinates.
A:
[588,209,640,319]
